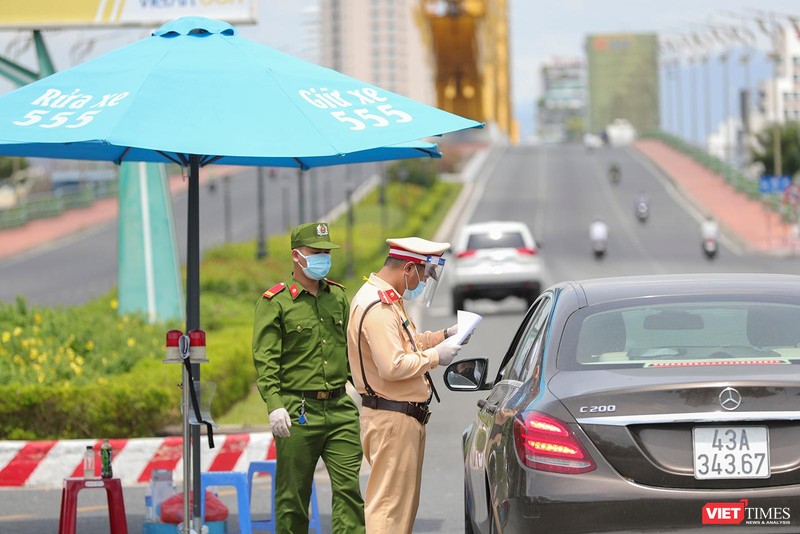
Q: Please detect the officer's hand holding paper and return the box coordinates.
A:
[445,310,482,346]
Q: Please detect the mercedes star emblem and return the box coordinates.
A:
[719,387,742,411]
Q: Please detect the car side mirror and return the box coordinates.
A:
[443,358,489,391]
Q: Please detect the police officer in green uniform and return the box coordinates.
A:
[252,222,365,533]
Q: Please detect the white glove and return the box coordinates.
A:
[269,408,292,437]
[447,324,473,345]
[435,340,462,366]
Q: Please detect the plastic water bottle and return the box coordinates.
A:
[144,486,154,522]
[83,446,94,478]
[100,439,113,479]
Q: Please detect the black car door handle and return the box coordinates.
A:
[477,399,498,414]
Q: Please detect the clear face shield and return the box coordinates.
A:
[420,255,446,308]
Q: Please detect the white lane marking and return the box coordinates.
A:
[139,161,157,323]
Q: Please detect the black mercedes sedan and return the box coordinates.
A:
[444,274,800,533]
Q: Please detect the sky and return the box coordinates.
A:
[1,0,799,138]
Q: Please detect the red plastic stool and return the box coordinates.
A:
[58,477,128,534]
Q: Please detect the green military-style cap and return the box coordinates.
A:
[291,222,341,250]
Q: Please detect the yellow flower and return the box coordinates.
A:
[37,373,45,384]
[85,340,95,351]
[33,313,42,325]
[1,332,9,343]
[127,338,136,347]
[13,327,22,336]
[111,299,118,310]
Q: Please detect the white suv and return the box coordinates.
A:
[449,221,543,314]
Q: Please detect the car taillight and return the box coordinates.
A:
[513,412,596,474]
[457,249,477,258]
[516,247,537,255]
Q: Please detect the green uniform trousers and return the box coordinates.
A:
[274,392,365,533]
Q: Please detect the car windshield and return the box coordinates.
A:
[558,297,800,369]
[466,230,526,250]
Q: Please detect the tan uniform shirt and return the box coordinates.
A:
[347,273,446,403]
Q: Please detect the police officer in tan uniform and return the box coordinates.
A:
[347,237,465,534]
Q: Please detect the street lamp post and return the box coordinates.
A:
[703,54,712,150]
[688,52,699,145]
[770,51,783,177]
[675,56,684,138]
[297,167,306,224]
[721,51,731,180]
[345,165,355,279]
[256,167,267,259]
[223,174,232,243]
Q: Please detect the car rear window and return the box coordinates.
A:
[558,297,800,370]
[466,230,526,250]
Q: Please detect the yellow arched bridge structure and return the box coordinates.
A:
[417,0,517,143]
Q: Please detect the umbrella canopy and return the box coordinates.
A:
[0,16,481,530]
[0,17,479,165]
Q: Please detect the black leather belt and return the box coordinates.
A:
[284,387,346,400]
[361,395,431,425]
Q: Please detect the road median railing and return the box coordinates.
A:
[0,181,119,230]
[642,131,763,204]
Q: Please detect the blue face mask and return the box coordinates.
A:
[403,267,426,301]
[297,251,331,280]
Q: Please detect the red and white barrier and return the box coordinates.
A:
[0,433,275,489]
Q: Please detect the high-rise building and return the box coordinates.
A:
[319,0,435,104]
[537,57,586,142]
[585,33,660,134]
[301,5,321,65]
[758,26,800,124]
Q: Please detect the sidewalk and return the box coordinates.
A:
[634,139,797,255]
[0,165,245,261]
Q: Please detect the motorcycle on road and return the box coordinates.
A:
[635,201,649,222]
[702,237,718,259]
[592,238,607,259]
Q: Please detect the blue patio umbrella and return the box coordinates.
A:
[0,16,481,528]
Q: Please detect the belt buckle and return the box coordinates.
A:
[423,411,431,425]
[317,390,330,400]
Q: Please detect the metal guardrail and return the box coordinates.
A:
[0,180,118,230]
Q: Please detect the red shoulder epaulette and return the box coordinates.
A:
[289,283,301,300]
[378,288,401,304]
[324,278,346,290]
[262,283,286,299]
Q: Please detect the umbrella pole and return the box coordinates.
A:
[185,154,202,533]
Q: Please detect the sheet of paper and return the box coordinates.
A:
[448,310,482,345]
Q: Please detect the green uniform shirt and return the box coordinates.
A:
[252,277,350,413]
